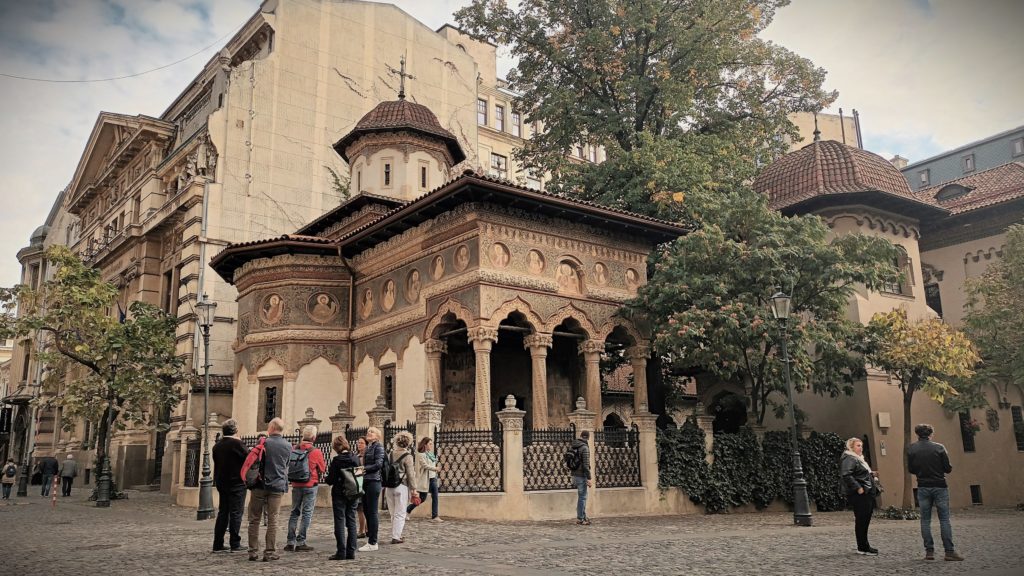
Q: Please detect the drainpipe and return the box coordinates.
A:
[339,244,356,410]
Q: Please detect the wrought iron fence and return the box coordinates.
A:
[183,439,201,487]
[435,425,503,493]
[383,420,416,452]
[238,431,333,481]
[594,424,641,488]
[344,424,368,446]
[523,425,576,491]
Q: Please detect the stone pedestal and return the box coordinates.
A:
[297,407,323,435]
[329,402,355,442]
[495,395,526,495]
[414,389,445,442]
[523,334,552,429]
[633,405,659,489]
[367,395,395,429]
[694,404,716,464]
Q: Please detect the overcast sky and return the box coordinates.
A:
[0,0,1021,289]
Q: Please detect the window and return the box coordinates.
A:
[420,164,428,190]
[161,271,173,313]
[29,263,40,289]
[21,348,30,382]
[924,283,942,317]
[530,122,539,138]
[969,484,983,505]
[962,154,975,173]
[495,104,505,131]
[1012,138,1024,157]
[881,246,911,295]
[258,378,282,426]
[525,169,541,190]
[383,161,392,188]
[588,146,598,162]
[357,170,362,192]
[918,169,930,186]
[477,99,488,126]
[959,411,976,453]
[576,145,585,158]
[380,365,396,410]
[511,112,521,137]
[1011,406,1024,451]
[490,153,508,179]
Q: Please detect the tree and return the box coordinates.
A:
[634,189,902,424]
[0,246,185,499]
[455,0,835,218]
[865,309,979,508]
[963,223,1024,401]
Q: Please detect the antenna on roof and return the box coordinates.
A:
[388,53,416,100]
[839,108,847,145]
[812,112,821,142]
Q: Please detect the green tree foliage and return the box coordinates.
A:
[635,191,901,424]
[963,223,1024,401]
[865,309,979,508]
[0,246,186,477]
[455,0,835,218]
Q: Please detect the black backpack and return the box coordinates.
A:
[381,451,411,488]
[287,445,312,483]
[564,445,582,471]
[4,464,15,478]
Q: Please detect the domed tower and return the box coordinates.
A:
[333,95,465,201]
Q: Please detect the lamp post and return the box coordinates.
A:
[196,292,217,521]
[770,290,813,527]
[96,344,121,507]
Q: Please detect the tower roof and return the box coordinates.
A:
[333,99,465,164]
[753,139,946,218]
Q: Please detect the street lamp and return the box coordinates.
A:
[96,344,121,507]
[196,292,217,521]
[770,290,813,527]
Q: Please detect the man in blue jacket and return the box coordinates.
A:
[245,417,292,562]
[908,423,963,562]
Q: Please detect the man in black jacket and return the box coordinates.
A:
[212,419,249,553]
[907,423,963,562]
[37,455,59,497]
[571,431,592,525]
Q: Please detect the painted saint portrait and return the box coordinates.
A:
[307,292,339,324]
[556,262,581,294]
[260,293,284,325]
[360,288,374,319]
[406,269,422,303]
[593,262,609,285]
[431,255,445,280]
[527,250,545,274]
[454,244,470,271]
[625,268,639,291]
[490,242,510,268]
[382,279,397,311]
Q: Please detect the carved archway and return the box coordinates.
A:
[544,303,596,336]
[423,297,476,340]
[483,296,544,331]
[596,319,645,345]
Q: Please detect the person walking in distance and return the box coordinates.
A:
[285,425,326,552]
[1,458,18,500]
[38,455,59,497]
[355,436,368,538]
[840,437,879,555]
[58,454,78,497]
[570,431,592,525]
[242,417,292,562]
[324,436,362,561]
[908,424,964,562]
[387,432,419,544]
[212,419,249,553]
[407,436,441,522]
[358,427,386,551]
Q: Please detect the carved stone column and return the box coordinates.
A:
[627,344,651,415]
[367,395,395,429]
[468,327,499,429]
[424,339,448,400]
[496,395,526,496]
[329,402,355,442]
[632,404,659,489]
[297,407,322,435]
[579,339,604,428]
[523,333,553,429]
[414,389,445,442]
[694,403,716,464]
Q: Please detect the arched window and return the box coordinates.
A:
[882,246,913,296]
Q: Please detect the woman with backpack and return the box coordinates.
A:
[407,437,441,522]
[2,458,18,500]
[324,436,361,560]
[357,427,386,552]
[386,431,419,544]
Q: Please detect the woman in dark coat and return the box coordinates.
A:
[324,436,362,560]
[841,437,879,555]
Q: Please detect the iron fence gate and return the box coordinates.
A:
[183,439,201,487]
[594,424,641,488]
[523,424,576,491]
[435,425,503,493]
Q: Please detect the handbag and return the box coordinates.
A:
[341,466,364,499]
[869,474,884,496]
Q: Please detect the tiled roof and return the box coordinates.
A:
[191,374,233,392]
[754,140,935,212]
[916,162,1024,215]
[333,99,465,163]
[222,233,334,251]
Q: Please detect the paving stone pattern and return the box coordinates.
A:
[1,490,1022,575]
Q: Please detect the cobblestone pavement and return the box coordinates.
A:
[1,489,1022,576]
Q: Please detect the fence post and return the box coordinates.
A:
[567,396,596,476]
[297,407,322,435]
[632,405,658,489]
[495,395,525,497]
[694,403,716,464]
[176,423,199,494]
[414,389,445,444]
[329,402,355,443]
[367,395,395,429]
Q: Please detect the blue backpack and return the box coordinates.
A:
[287,445,311,483]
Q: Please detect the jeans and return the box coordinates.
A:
[61,477,74,496]
[387,484,410,540]
[332,494,358,559]
[287,486,318,546]
[41,474,54,496]
[2,483,12,499]
[407,477,440,518]
[918,486,955,552]
[574,476,589,520]
[362,480,382,545]
[214,484,247,550]
[848,491,874,550]
[247,488,284,554]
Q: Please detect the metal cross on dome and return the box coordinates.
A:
[388,53,416,100]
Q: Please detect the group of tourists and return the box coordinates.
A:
[210,417,441,562]
[0,453,78,500]
[840,422,965,561]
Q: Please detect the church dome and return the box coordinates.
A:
[30,224,50,246]
[333,99,465,165]
[753,140,932,215]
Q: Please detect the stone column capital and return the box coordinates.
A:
[632,410,658,433]
[523,333,553,351]
[468,326,499,346]
[578,339,604,356]
[424,339,448,355]
[627,344,651,361]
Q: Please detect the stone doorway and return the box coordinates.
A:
[437,313,475,428]
[548,318,587,425]
[491,312,534,428]
[710,392,748,434]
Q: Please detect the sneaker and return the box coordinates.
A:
[262,553,280,562]
[944,551,964,561]
[391,538,404,544]
[211,548,229,554]
[357,532,367,539]
[580,518,592,526]
[358,543,378,552]
[856,548,878,556]
[328,554,344,560]
[431,517,444,523]
[283,544,295,552]
[248,552,260,562]
[924,550,935,561]
[229,547,246,553]
[295,544,314,552]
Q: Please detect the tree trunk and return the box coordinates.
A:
[901,384,916,509]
